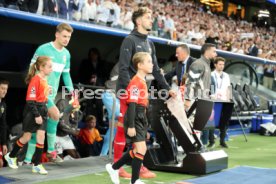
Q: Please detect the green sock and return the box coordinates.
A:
[46,118,58,152]
[24,133,37,163]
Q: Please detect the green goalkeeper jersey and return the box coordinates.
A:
[31,42,74,99]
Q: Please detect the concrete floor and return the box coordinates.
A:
[0,156,112,184]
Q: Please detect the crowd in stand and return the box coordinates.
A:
[0,0,275,62]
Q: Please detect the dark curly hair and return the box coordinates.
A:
[132,7,152,27]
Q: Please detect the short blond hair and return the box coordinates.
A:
[56,23,73,33]
[132,52,151,70]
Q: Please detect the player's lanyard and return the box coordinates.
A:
[215,72,223,89]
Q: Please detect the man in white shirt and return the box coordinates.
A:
[209,57,231,148]
[211,57,231,101]
[96,0,112,25]
[110,0,120,28]
[81,0,97,22]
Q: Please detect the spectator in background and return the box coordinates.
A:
[163,13,175,39]
[231,42,244,54]
[105,0,116,27]
[246,38,258,57]
[72,0,85,21]
[4,0,19,10]
[16,0,39,13]
[252,12,258,27]
[165,44,195,86]
[205,30,219,47]
[58,0,79,20]
[77,115,103,157]
[3,0,276,62]
[36,0,44,15]
[222,34,232,51]
[44,0,58,17]
[156,12,165,37]
[263,64,275,90]
[96,0,111,26]
[209,57,231,148]
[81,0,97,23]
[0,79,9,168]
[191,38,198,45]
[151,11,159,37]
[120,3,134,31]
[79,48,107,86]
[111,0,121,28]
[17,0,47,14]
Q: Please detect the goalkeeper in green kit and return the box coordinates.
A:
[24,23,79,163]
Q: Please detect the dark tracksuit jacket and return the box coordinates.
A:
[117,29,170,91]
[185,56,212,100]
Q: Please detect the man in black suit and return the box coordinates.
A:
[246,38,258,57]
[165,44,195,86]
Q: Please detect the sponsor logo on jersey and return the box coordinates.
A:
[130,86,139,100]
[30,87,36,98]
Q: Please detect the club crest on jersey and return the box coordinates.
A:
[63,55,66,63]
[1,107,4,114]
[30,87,36,98]
[130,86,139,100]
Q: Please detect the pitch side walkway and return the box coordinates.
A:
[0,156,111,184]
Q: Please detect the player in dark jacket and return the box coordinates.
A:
[114,7,176,179]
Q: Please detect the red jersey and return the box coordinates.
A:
[26,75,49,102]
[126,75,148,107]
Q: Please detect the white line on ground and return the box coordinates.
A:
[256,148,275,151]
[94,173,104,176]
[153,181,165,184]
[228,146,239,149]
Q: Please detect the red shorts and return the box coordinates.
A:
[0,145,3,160]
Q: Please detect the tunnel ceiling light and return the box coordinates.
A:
[258,10,270,17]
[200,0,223,7]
